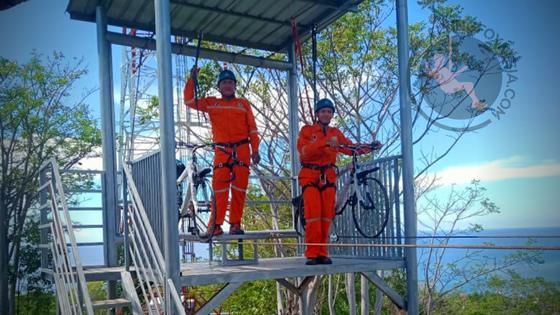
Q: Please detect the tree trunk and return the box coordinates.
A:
[360,274,369,315]
[0,197,8,315]
[305,276,322,314]
[374,270,384,315]
[328,275,335,315]
[9,238,23,315]
[266,193,286,314]
[345,273,356,315]
[374,287,383,315]
[276,282,284,314]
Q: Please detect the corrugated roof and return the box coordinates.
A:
[67,0,362,53]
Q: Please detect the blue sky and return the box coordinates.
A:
[406,0,560,229]
[1,0,559,232]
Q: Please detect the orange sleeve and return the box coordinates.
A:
[297,126,329,161]
[335,129,354,156]
[244,100,260,153]
[335,129,372,155]
[183,77,212,112]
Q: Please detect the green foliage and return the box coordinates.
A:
[415,179,544,313]
[13,215,50,292]
[15,292,56,315]
[186,280,276,314]
[225,280,278,314]
[0,51,101,180]
[434,271,560,315]
[227,0,525,312]
[196,62,222,97]
[87,281,108,301]
[137,95,159,125]
[1,51,101,313]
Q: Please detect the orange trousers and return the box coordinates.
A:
[300,178,336,258]
[208,144,250,226]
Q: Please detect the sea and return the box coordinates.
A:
[78,227,560,287]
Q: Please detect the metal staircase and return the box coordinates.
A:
[122,164,186,315]
[38,158,141,314]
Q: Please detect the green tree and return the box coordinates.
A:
[433,271,560,315]
[118,0,525,312]
[214,0,523,312]
[415,179,543,314]
[0,52,101,315]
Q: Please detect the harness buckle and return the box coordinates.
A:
[320,172,327,185]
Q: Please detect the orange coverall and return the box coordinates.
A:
[297,124,367,258]
[184,79,259,227]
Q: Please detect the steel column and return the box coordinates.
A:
[96,5,119,304]
[396,0,418,313]
[154,0,180,313]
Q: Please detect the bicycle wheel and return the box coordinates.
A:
[336,192,356,215]
[192,179,216,240]
[291,195,306,236]
[351,177,390,238]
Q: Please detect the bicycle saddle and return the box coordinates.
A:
[357,166,379,181]
[192,167,212,187]
[197,168,212,179]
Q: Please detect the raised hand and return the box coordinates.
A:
[190,66,199,79]
[371,140,383,150]
[251,152,261,165]
[326,136,338,148]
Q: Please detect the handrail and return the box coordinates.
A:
[168,278,187,315]
[331,154,403,258]
[39,158,95,315]
[123,164,186,315]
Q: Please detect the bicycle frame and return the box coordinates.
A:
[334,146,368,213]
[177,143,214,233]
[293,143,389,239]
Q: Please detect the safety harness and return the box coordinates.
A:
[213,138,250,182]
[300,163,338,193]
[292,163,338,233]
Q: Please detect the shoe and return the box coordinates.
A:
[229,223,245,235]
[305,257,318,265]
[200,225,223,238]
[317,256,332,264]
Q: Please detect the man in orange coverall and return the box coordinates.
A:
[184,67,260,236]
[297,98,382,265]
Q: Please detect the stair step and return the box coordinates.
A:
[83,266,127,281]
[92,298,130,310]
[41,266,131,282]
[180,229,299,242]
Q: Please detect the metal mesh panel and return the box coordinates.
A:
[130,151,164,252]
[329,155,403,259]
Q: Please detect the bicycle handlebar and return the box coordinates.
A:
[176,141,214,151]
[338,142,382,152]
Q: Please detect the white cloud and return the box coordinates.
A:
[74,139,163,170]
[434,156,560,185]
[74,147,103,170]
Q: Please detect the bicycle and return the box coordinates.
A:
[293,143,391,239]
[177,142,216,241]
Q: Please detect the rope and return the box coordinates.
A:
[255,241,560,251]
[333,234,560,239]
[311,23,318,102]
[205,233,560,251]
[291,18,315,124]
[193,32,204,125]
